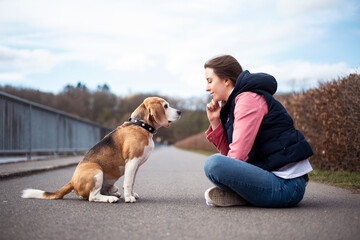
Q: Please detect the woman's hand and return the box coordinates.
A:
[206,99,224,129]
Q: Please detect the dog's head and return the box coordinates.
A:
[130,97,181,129]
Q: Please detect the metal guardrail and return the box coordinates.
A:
[0,91,111,158]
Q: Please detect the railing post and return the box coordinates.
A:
[27,104,32,160]
[55,113,59,157]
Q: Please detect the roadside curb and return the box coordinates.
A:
[0,156,82,180]
[0,162,78,180]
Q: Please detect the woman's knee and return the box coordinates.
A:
[204,154,223,177]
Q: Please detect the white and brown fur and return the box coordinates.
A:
[22,97,181,203]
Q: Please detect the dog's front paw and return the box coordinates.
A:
[107,196,120,203]
[134,192,139,199]
[125,196,136,203]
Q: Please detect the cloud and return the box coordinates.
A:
[0,72,24,81]
[0,0,359,97]
[277,0,357,19]
[106,53,157,72]
[0,45,60,73]
[254,61,354,92]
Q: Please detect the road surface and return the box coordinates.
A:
[0,146,359,240]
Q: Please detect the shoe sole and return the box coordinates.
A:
[206,187,247,207]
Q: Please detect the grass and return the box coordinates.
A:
[309,169,360,191]
[178,147,360,192]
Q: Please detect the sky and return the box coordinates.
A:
[0,0,359,98]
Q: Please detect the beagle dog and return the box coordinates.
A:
[22,97,181,203]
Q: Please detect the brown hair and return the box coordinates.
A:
[204,55,243,86]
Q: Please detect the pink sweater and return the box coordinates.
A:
[206,92,268,161]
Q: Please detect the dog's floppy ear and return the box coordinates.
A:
[130,103,149,121]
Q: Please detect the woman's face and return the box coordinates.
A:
[205,67,232,102]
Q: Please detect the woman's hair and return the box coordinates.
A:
[204,55,243,85]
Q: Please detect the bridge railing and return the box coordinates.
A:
[0,91,111,159]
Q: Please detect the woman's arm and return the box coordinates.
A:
[206,99,230,154]
[228,92,268,161]
[206,124,230,155]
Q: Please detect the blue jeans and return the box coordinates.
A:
[204,154,307,207]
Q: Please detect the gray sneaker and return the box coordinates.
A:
[204,186,247,207]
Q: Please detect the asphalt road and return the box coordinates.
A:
[0,146,359,240]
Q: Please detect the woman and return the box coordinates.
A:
[204,55,313,207]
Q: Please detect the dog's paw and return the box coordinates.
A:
[107,196,119,203]
[125,196,136,203]
[134,192,139,199]
[113,192,121,198]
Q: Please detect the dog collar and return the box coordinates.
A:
[128,118,156,134]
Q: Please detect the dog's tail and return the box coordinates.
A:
[21,181,73,200]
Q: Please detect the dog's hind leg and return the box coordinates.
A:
[108,185,121,198]
[89,172,119,203]
[101,179,121,197]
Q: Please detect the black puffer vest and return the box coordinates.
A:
[220,70,313,171]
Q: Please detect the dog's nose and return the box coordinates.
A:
[177,110,181,115]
